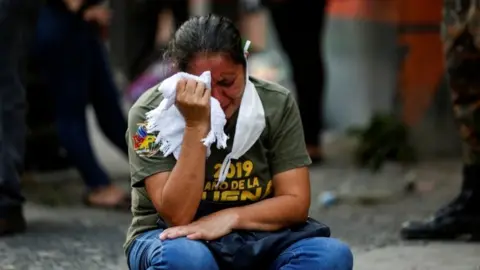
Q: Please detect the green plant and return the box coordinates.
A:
[347,113,416,171]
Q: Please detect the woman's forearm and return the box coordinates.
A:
[160,126,208,226]
[230,194,310,231]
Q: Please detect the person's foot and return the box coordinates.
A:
[0,206,26,237]
[400,165,480,241]
[307,145,323,164]
[84,184,131,211]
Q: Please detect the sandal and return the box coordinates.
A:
[82,188,131,211]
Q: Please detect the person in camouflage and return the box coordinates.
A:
[401,0,480,240]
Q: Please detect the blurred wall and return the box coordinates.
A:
[324,18,398,130]
[323,0,461,157]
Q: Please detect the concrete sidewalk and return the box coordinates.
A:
[354,243,480,270]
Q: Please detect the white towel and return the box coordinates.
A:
[145,71,229,159]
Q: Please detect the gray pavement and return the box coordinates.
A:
[355,243,480,270]
[1,112,479,269]
[0,205,129,270]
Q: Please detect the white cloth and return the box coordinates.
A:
[216,79,265,184]
[145,40,266,185]
[145,71,229,159]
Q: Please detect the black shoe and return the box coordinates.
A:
[400,165,480,241]
[0,206,26,237]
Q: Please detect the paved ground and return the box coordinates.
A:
[2,112,479,269]
[355,243,480,270]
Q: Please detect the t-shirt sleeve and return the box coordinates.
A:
[127,104,176,188]
[268,92,312,176]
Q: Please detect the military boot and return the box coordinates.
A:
[400,165,480,240]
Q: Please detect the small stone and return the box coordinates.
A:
[318,191,338,207]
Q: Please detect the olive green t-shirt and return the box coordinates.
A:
[123,77,311,252]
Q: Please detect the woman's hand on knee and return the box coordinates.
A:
[160,209,239,241]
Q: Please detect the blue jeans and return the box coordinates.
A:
[0,0,40,215]
[128,229,354,270]
[32,6,128,189]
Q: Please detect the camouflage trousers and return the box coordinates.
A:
[444,0,480,164]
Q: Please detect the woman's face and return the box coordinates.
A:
[186,53,245,119]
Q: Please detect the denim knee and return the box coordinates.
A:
[159,237,219,270]
[303,237,353,270]
[128,230,219,270]
[274,237,353,270]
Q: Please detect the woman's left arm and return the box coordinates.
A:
[229,166,310,231]
[226,90,312,231]
[215,89,314,232]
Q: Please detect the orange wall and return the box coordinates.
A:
[327,0,441,24]
[327,0,399,23]
[328,0,444,126]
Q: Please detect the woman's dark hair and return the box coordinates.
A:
[164,15,246,71]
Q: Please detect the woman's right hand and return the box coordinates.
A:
[175,78,211,129]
